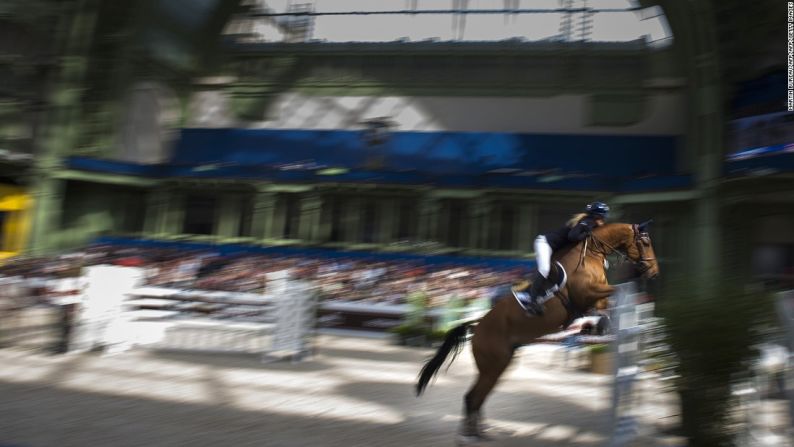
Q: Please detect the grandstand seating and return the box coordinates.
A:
[69,127,696,192]
[93,235,535,270]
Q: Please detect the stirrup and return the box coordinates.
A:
[537,285,559,303]
[527,300,545,316]
[530,277,554,300]
[513,291,544,316]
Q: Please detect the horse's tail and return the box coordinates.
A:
[415,321,473,396]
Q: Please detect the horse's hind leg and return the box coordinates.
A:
[460,341,514,442]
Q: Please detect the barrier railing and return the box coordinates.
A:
[0,275,62,351]
[609,282,667,446]
[776,290,794,435]
[70,266,317,362]
[609,282,642,446]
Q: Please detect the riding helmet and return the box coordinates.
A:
[585,201,610,217]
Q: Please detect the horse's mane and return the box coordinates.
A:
[552,222,631,261]
[592,222,632,241]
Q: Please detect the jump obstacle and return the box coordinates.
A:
[70,265,317,362]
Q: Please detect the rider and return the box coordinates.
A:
[527,201,610,313]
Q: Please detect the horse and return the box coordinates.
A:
[415,221,660,444]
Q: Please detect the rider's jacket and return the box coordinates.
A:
[542,216,600,251]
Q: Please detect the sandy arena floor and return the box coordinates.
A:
[0,334,687,447]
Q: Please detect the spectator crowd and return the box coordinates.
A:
[730,111,794,154]
[0,245,531,309]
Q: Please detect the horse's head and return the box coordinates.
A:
[627,220,659,279]
[592,221,660,279]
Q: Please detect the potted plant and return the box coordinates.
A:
[589,343,613,375]
[390,323,428,346]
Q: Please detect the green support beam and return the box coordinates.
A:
[418,196,441,244]
[56,170,159,188]
[162,190,185,236]
[28,0,99,254]
[251,190,277,241]
[341,197,362,244]
[298,193,322,243]
[468,198,493,250]
[271,195,288,241]
[143,188,185,237]
[28,178,65,252]
[216,193,242,239]
[516,203,537,253]
[611,190,698,205]
[687,0,724,290]
[377,198,397,245]
[143,188,168,236]
[228,47,661,99]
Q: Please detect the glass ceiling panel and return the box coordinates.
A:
[230,0,671,45]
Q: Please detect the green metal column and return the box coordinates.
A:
[28,0,99,254]
[377,198,397,245]
[162,190,185,235]
[216,193,242,239]
[29,177,66,252]
[438,200,451,245]
[490,203,502,250]
[164,189,185,235]
[721,201,753,279]
[468,198,493,250]
[298,193,322,243]
[251,190,277,242]
[271,194,287,240]
[316,195,334,243]
[342,196,362,243]
[144,188,168,236]
[688,0,723,290]
[516,203,537,253]
[418,196,440,243]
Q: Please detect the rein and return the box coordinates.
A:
[589,233,628,262]
[586,225,656,272]
[575,237,588,271]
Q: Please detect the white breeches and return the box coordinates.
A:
[534,235,552,278]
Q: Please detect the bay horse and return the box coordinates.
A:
[416,221,660,443]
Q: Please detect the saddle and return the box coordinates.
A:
[512,262,567,296]
[512,262,568,315]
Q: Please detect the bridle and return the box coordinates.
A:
[631,224,657,273]
[585,223,656,273]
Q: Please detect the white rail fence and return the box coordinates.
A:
[609,281,671,446]
[69,266,317,362]
[775,290,794,439]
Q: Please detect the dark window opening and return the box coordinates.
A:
[447,201,465,248]
[238,195,254,237]
[396,198,414,241]
[499,205,516,250]
[183,194,217,235]
[362,200,377,243]
[119,191,146,234]
[282,194,301,239]
[329,197,343,242]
